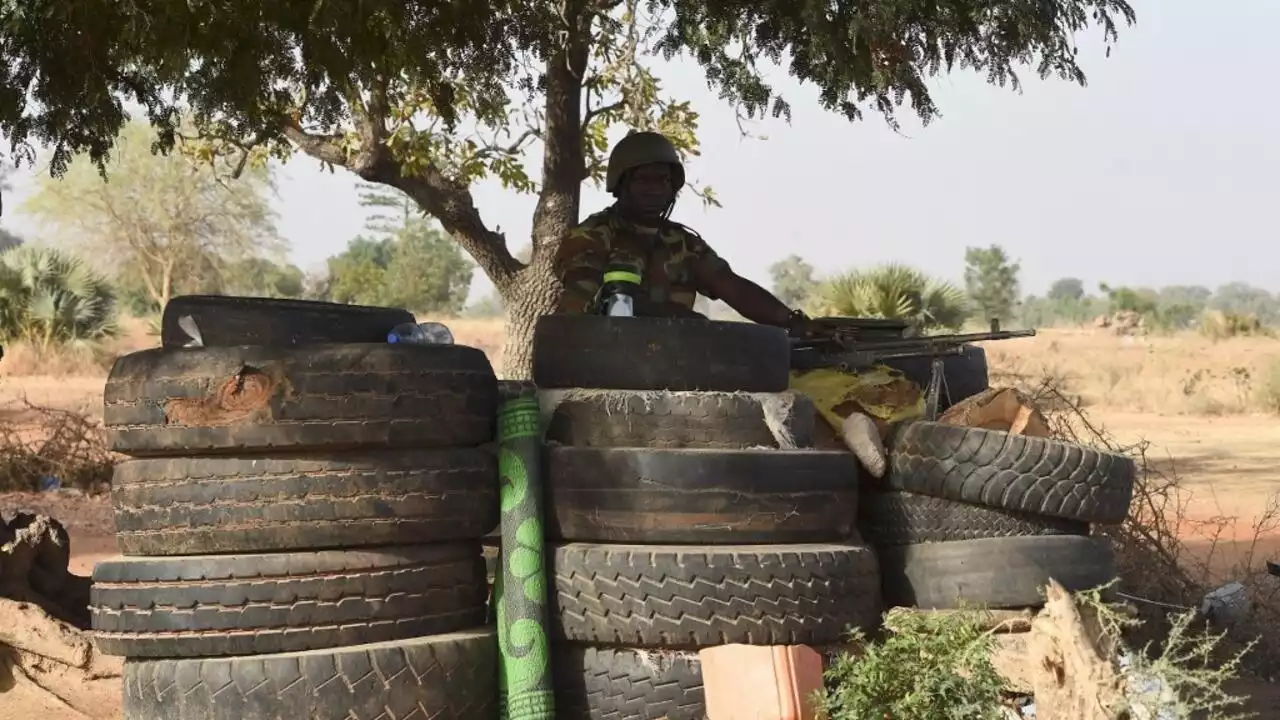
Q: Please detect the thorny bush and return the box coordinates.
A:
[992,363,1280,680]
[0,397,114,494]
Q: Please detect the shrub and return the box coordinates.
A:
[0,245,118,349]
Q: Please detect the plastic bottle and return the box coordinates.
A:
[596,263,643,317]
[387,321,455,345]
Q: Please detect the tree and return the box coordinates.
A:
[1210,282,1277,324]
[22,121,282,309]
[964,245,1021,323]
[0,164,20,250]
[325,225,474,313]
[768,254,817,308]
[808,264,970,332]
[1047,278,1085,303]
[326,183,475,312]
[223,257,307,298]
[0,0,1135,377]
[0,227,21,253]
[0,245,118,349]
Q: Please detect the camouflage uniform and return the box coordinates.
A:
[554,130,731,314]
[552,208,732,314]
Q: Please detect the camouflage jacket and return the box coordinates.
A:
[551,206,732,314]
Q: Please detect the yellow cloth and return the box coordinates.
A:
[788,365,925,431]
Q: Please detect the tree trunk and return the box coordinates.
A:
[496,4,591,380]
[498,257,561,380]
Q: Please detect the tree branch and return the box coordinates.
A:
[530,0,592,261]
[281,114,521,288]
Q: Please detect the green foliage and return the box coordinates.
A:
[767,254,817,307]
[808,263,970,331]
[324,206,474,314]
[462,290,505,318]
[222,257,306,298]
[815,608,1004,720]
[964,245,1021,323]
[1072,585,1256,720]
[1210,282,1277,325]
[0,227,23,253]
[0,0,1135,178]
[1047,277,1085,303]
[0,245,118,349]
[0,0,1134,375]
[22,120,283,308]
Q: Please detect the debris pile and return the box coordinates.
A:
[0,513,121,719]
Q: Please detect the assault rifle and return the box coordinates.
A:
[790,317,1036,419]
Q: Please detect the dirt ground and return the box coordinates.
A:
[2,326,1279,717]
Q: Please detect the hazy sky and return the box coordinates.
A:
[2,0,1276,304]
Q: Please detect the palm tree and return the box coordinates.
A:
[805,263,971,332]
[0,245,119,350]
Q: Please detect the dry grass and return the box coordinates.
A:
[0,316,156,377]
[982,328,1280,416]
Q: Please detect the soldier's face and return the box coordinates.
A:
[622,164,676,216]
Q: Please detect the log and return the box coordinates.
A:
[0,598,92,668]
[1026,580,1126,720]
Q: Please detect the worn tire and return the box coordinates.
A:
[886,421,1136,524]
[104,344,497,456]
[858,491,1089,546]
[122,629,497,720]
[546,447,857,543]
[551,542,880,648]
[883,345,989,412]
[110,449,498,555]
[555,645,705,720]
[532,315,790,392]
[91,545,487,658]
[542,389,816,449]
[877,535,1116,609]
[161,295,416,349]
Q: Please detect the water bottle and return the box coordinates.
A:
[387,321,455,345]
[596,263,642,317]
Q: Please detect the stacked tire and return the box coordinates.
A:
[92,299,503,720]
[532,316,884,720]
[859,421,1136,610]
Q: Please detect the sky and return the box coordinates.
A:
[2,0,1277,305]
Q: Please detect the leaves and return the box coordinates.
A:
[22,120,283,308]
[0,245,119,349]
[964,245,1022,323]
[816,609,1005,720]
[768,254,817,307]
[810,263,971,331]
[324,186,475,313]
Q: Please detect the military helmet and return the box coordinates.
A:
[605,131,685,194]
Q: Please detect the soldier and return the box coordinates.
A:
[552,130,813,334]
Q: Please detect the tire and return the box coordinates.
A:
[111,449,499,555]
[858,491,1090,546]
[532,315,790,392]
[91,544,487,658]
[883,345,989,412]
[161,295,416,349]
[886,421,1136,524]
[542,389,816,449]
[104,344,497,456]
[546,447,857,543]
[877,535,1116,609]
[550,542,880,648]
[122,629,497,720]
[555,645,705,720]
